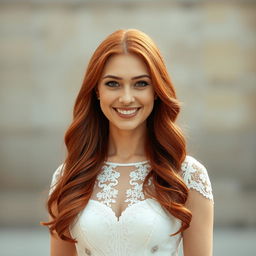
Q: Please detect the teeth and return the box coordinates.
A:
[116,108,139,115]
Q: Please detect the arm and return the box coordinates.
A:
[48,164,77,256]
[50,226,77,256]
[182,189,214,256]
[181,156,214,256]
[49,202,77,256]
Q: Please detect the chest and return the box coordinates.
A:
[90,161,153,220]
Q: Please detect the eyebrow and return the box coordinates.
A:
[102,74,151,80]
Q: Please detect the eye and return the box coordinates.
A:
[105,81,119,87]
[135,80,149,87]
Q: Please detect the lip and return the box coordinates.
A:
[113,107,141,118]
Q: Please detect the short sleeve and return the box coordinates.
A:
[181,155,213,201]
[49,163,64,195]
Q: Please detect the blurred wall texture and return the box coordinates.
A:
[0,0,255,231]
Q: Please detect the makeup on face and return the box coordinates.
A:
[97,53,155,131]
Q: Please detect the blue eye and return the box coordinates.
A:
[135,81,149,87]
[105,81,119,87]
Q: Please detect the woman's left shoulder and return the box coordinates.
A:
[180,155,214,201]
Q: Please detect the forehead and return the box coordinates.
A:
[101,53,149,76]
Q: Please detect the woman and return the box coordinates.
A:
[42,28,214,256]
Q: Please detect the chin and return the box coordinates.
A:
[111,120,146,131]
[115,125,138,131]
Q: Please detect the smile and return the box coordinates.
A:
[113,107,141,118]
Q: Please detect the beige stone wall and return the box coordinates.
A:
[0,1,255,227]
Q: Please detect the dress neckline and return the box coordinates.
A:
[103,160,149,166]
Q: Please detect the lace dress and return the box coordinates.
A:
[49,155,213,256]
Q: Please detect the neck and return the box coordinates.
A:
[107,124,147,162]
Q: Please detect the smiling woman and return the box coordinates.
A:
[41,29,214,256]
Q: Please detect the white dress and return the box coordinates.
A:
[49,155,213,256]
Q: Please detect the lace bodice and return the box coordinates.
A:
[89,160,153,220]
[49,155,213,256]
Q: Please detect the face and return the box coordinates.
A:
[96,53,156,132]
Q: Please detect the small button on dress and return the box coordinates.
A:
[85,248,91,255]
[151,245,159,253]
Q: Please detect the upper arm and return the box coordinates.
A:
[181,156,214,256]
[48,164,77,256]
[182,189,214,256]
[50,222,77,256]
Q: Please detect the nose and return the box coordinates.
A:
[118,87,135,104]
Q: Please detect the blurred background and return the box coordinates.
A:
[0,0,255,255]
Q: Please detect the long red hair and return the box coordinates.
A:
[41,29,191,242]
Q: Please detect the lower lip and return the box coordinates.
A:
[114,108,141,119]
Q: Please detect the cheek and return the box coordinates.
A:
[99,94,116,115]
[141,91,155,105]
[99,89,114,105]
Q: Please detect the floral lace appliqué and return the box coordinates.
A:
[181,156,213,201]
[125,163,151,206]
[95,162,151,208]
[95,164,120,207]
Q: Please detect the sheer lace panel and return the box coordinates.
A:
[90,161,152,219]
[125,162,152,206]
[181,156,214,201]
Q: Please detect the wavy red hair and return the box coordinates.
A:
[41,29,191,242]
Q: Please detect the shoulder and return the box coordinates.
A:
[180,155,214,201]
[181,155,208,176]
[49,163,65,195]
[51,163,65,184]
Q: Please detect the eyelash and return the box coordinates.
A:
[105,80,149,88]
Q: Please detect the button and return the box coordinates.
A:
[151,245,159,253]
[85,248,91,255]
